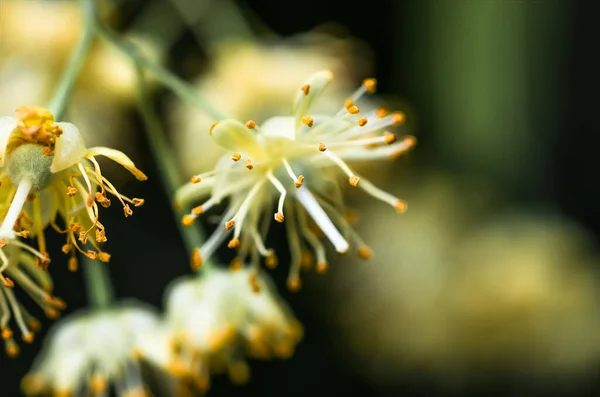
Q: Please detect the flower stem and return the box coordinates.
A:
[96,24,227,121]
[47,0,97,120]
[82,256,113,309]
[0,178,32,237]
[133,66,212,269]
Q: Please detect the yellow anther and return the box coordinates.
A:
[230,258,243,271]
[22,333,34,344]
[191,248,203,270]
[349,176,360,187]
[265,254,278,269]
[1,328,12,340]
[347,105,359,115]
[376,107,389,118]
[274,212,284,223]
[344,99,354,109]
[68,257,78,272]
[316,262,328,273]
[392,112,405,125]
[182,215,196,226]
[98,252,111,262]
[358,117,368,127]
[245,120,256,129]
[123,204,133,217]
[357,246,373,260]
[395,200,408,213]
[301,116,314,127]
[231,153,242,162]
[384,131,397,144]
[287,276,302,292]
[191,175,202,184]
[132,198,145,207]
[245,159,254,170]
[294,175,305,188]
[301,84,310,95]
[225,220,235,230]
[362,78,377,93]
[95,229,107,243]
[66,186,77,197]
[318,142,327,152]
[227,238,240,249]
[86,251,97,260]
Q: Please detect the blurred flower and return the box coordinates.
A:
[169,34,371,176]
[160,268,302,391]
[0,245,65,357]
[177,71,414,289]
[327,174,600,383]
[0,106,146,267]
[21,302,174,397]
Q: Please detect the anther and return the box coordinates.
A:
[301,116,314,127]
[95,229,107,243]
[318,143,327,152]
[6,340,19,357]
[301,84,310,95]
[294,175,305,188]
[301,251,314,270]
[191,175,202,184]
[362,78,377,93]
[182,215,196,226]
[192,206,203,215]
[230,258,243,271]
[384,131,397,144]
[231,153,242,162]
[22,333,34,344]
[227,238,240,249]
[245,120,256,129]
[27,319,41,332]
[344,99,354,109]
[66,186,77,197]
[0,239,6,248]
[357,246,373,260]
[132,198,144,207]
[86,251,97,260]
[347,105,359,115]
[392,112,405,125]
[98,252,111,262]
[265,254,278,268]
[70,223,82,232]
[191,248,203,270]
[225,220,235,230]
[1,277,14,288]
[274,212,284,223]
[1,328,12,340]
[394,200,408,213]
[316,262,329,273]
[358,117,368,127]
[287,276,302,292]
[123,204,133,217]
[245,159,254,170]
[349,176,360,187]
[68,257,78,272]
[376,107,389,118]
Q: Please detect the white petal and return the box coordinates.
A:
[50,122,87,173]
[0,116,17,167]
[292,70,334,131]
[260,116,295,140]
[210,119,264,157]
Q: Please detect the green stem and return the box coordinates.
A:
[82,255,113,309]
[47,0,97,120]
[133,65,213,270]
[96,24,228,121]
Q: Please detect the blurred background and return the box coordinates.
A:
[1,0,599,396]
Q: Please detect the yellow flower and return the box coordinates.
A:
[0,106,146,268]
[161,268,302,390]
[176,71,415,289]
[0,245,65,357]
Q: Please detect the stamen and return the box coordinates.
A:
[301,116,314,127]
[281,159,303,188]
[321,150,359,184]
[228,179,266,239]
[356,178,407,212]
[245,159,254,170]
[296,187,349,253]
[347,105,359,115]
[357,117,368,127]
[284,206,302,292]
[297,207,327,274]
[267,172,286,223]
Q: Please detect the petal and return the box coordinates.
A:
[0,116,17,167]
[292,70,334,130]
[86,147,148,181]
[210,119,261,155]
[50,122,87,173]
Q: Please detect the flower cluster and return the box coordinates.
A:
[177,71,415,289]
[150,268,302,392]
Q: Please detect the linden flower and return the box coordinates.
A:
[162,268,302,390]
[0,106,146,268]
[177,71,415,289]
[22,302,169,397]
[0,245,65,357]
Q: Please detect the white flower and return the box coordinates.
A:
[176,71,415,289]
[21,302,173,397]
[0,106,146,269]
[162,268,302,390]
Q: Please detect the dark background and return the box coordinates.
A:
[1,0,599,396]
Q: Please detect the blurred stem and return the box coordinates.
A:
[169,0,255,49]
[134,66,213,270]
[96,23,227,120]
[83,256,113,309]
[47,0,97,120]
